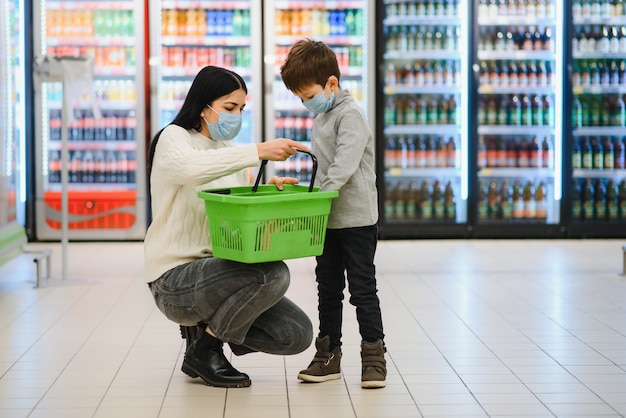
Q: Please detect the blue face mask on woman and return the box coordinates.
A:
[203,105,242,141]
[303,85,335,114]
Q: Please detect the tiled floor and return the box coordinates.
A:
[1,239,625,417]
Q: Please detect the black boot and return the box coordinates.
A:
[181,331,251,388]
[180,322,207,350]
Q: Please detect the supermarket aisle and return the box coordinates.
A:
[0,239,625,418]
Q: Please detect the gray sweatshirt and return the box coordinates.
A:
[311,89,378,229]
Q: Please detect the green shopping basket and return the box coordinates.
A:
[198,151,338,264]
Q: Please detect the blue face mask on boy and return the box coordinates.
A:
[203,105,242,141]
[303,85,335,114]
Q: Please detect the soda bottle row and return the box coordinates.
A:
[274,154,315,182]
[162,46,251,69]
[385,0,460,17]
[478,95,554,126]
[275,45,363,69]
[478,135,554,168]
[48,150,136,185]
[572,60,626,87]
[572,0,626,19]
[478,0,556,18]
[162,9,251,37]
[384,95,459,126]
[49,110,137,142]
[572,136,626,169]
[385,60,460,87]
[478,26,553,52]
[386,25,460,52]
[572,94,626,127]
[47,46,136,69]
[384,135,460,169]
[160,80,191,103]
[478,60,554,87]
[275,9,364,37]
[274,112,314,142]
[47,10,134,38]
[572,25,626,54]
[477,178,549,221]
[572,177,626,221]
[384,179,457,221]
[46,80,136,105]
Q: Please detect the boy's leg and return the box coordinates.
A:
[297,229,346,382]
[342,224,386,388]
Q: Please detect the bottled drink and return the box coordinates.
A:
[603,136,614,169]
[478,180,489,220]
[591,136,604,169]
[478,136,487,167]
[581,136,593,168]
[572,137,582,169]
[393,181,406,220]
[444,181,456,220]
[420,180,433,220]
[572,180,583,220]
[384,181,395,220]
[487,180,500,219]
[582,178,595,220]
[529,136,542,167]
[572,95,583,128]
[406,180,418,219]
[512,180,525,219]
[619,179,626,218]
[594,179,607,220]
[536,180,548,220]
[614,136,625,168]
[542,136,554,168]
[500,179,514,220]
[606,179,619,220]
[433,180,445,219]
[523,180,536,218]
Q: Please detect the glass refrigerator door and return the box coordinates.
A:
[150,0,261,146]
[0,0,27,256]
[379,0,469,238]
[474,0,564,235]
[568,0,626,236]
[268,0,370,183]
[33,0,146,240]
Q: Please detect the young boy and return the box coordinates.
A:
[280,39,386,389]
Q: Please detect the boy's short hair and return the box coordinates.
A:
[280,39,341,93]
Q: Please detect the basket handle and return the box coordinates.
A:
[252,150,317,193]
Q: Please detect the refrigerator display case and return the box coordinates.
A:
[566,0,626,237]
[472,0,565,237]
[0,0,27,258]
[376,0,470,238]
[268,0,372,182]
[33,0,147,240]
[149,0,260,145]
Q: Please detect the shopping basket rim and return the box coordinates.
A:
[198,184,338,204]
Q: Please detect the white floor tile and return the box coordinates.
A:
[0,239,625,417]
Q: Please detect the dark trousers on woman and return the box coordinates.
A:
[315,224,384,350]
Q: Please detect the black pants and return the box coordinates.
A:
[315,224,385,349]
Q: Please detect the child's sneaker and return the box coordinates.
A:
[297,336,341,382]
[361,339,386,388]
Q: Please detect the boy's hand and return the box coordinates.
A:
[257,139,309,161]
[268,176,300,190]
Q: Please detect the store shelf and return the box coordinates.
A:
[573,169,626,178]
[477,16,556,26]
[478,167,555,178]
[572,85,626,95]
[386,167,461,178]
[384,125,461,136]
[385,85,459,95]
[478,86,554,95]
[478,125,555,135]
[573,127,626,136]
[384,50,461,60]
[477,51,555,61]
[384,16,460,26]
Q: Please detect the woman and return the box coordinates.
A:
[145,66,312,388]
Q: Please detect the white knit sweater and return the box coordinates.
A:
[144,124,259,283]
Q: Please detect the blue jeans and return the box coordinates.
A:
[315,224,385,349]
[149,258,312,355]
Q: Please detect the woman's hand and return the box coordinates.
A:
[256,138,308,161]
[268,176,300,190]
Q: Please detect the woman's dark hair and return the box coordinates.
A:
[146,66,247,198]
